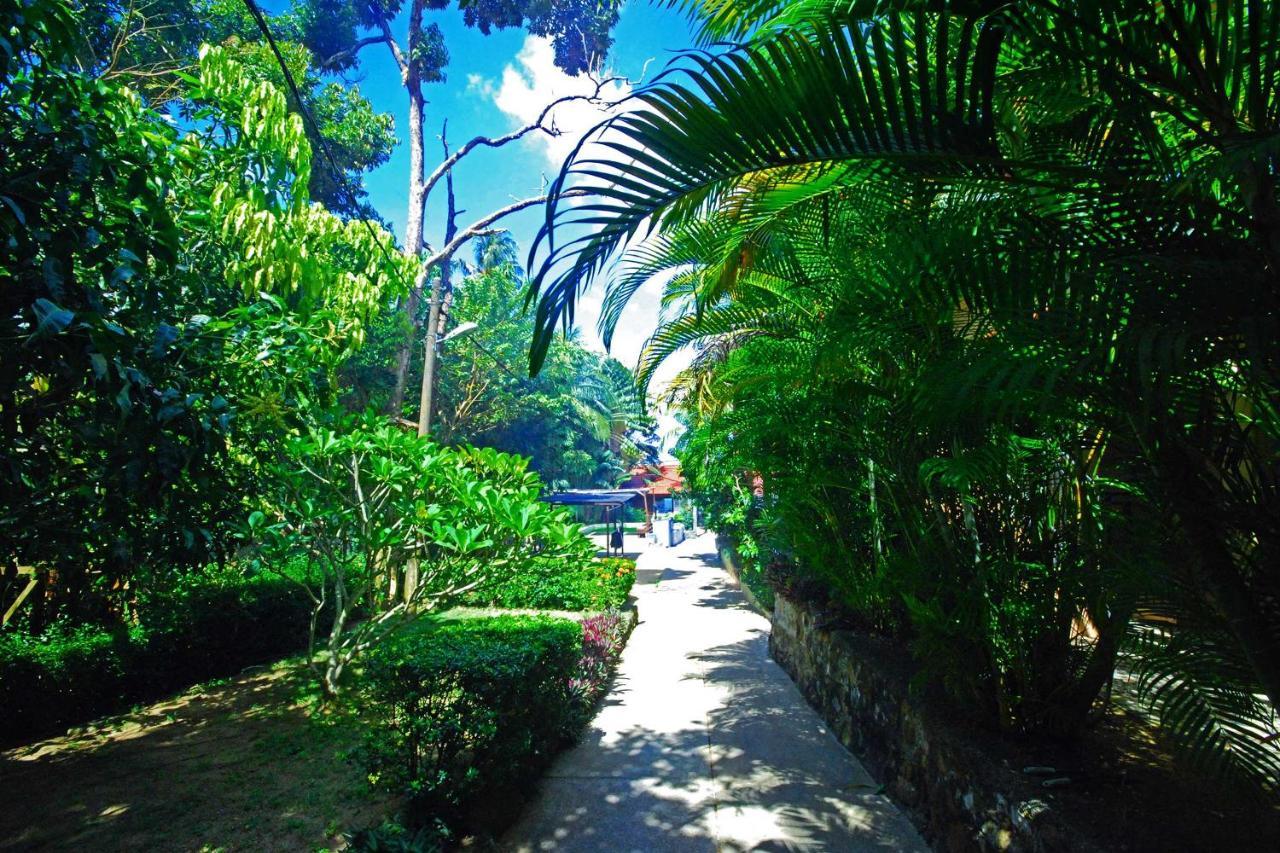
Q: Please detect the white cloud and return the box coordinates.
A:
[489,36,632,173]
[483,37,689,455]
[465,73,494,98]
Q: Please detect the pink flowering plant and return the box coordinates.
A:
[568,609,630,713]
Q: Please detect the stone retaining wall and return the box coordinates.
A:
[769,593,1102,853]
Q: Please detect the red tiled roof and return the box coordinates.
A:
[621,464,683,496]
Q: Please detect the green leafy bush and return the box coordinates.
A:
[0,626,132,743]
[0,573,309,746]
[0,10,409,630]
[345,818,450,853]
[252,415,595,696]
[359,615,582,832]
[466,556,636,611]
[528,0,1280,793]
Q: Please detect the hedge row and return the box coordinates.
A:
[359,615,584,839]
[0,573,311,746]
[1,552,632,749]
[465,556,637,611]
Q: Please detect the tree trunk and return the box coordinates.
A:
[417,272,445,436]
[386,1,428,417]
[387,286,421,415]
[416,130,459,437]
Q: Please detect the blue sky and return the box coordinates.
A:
[314,1,699,444]
[302,3,701,445]
[353,4,697,254]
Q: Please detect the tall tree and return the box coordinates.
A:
[346,260,650,487]
[1,2,405,624]
[263,0,624,430]
[83,0,398,218]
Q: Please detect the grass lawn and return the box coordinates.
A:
[580,523,646,534]
[0,660,394,852]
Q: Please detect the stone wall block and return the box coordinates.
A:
[769,591,1103,853]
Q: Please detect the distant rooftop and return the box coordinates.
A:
[620,463,683,497]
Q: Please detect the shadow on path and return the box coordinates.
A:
[503,535,925,853]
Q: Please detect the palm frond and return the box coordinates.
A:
[1124,613,1280,797]
[527,9,1007,371]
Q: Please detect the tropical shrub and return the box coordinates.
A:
[525,0,1280,792]
[0,1,408,628]
[359,615,582,831]
[345,819,450,853]
[593,558,638,606]
[134,569,316,684]
[568,609,633,716]
[250,415,593,695]
[0,626,132,745]
[0,572,310,745]
[466,556,636,611]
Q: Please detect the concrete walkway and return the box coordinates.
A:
[503,535,927,852]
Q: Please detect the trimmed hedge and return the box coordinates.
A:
[0,573,310,746]
[360,615,584,834]
[466,556,636,611]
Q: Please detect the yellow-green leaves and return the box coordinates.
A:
[190,46,411,350]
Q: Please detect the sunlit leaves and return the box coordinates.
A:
[192,45,412,343]
[0,7,409,601]
[254,412,596,614]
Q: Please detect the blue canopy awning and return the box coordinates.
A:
[541,489,648,508]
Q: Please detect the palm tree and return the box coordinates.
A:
[524,0,1280,792]
[470,231,523,276]
[572,358,656,469]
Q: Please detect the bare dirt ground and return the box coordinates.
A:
[0,661,395,852]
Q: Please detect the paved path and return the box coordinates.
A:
[503,535,927,852]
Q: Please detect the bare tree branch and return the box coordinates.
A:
[420,77,626,206]
[99,0,195,103]
[459,227,503,242]
[418,189,588,274]
[372,10,409,79]
[321,34,391,71]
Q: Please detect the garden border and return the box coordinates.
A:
[769,592,1105,853]
[715,534,772,620]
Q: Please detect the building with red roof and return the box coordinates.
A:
[620,463,684,516]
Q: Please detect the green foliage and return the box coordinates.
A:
[251,414,594,693]
[192,44,410,322]
[1124,599,1280,798]
[350,263,659,487]
[0,626,127,745]
[359,615,583,831]
[592,558,638,604]
[730,545,776,615]
[529,0,1280,792]
[0,7,405,626]
[345,819,450,853]
[0,571,310,745]
[467,556,636,611]
[211,34,398,218]
[464,0,623,75]
[569,608,632,714]
[85,0,398,217]
[330,0,624,76]
[2,0,200,609]
[673,294,1152,734]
